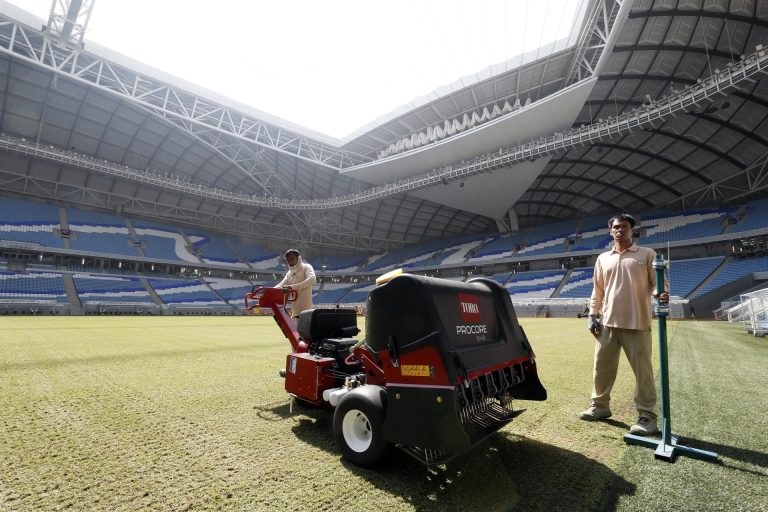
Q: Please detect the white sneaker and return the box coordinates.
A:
[579,405,612,421]
[629,414,659,436]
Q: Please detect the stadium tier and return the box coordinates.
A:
[516,219,580,257]
[505,270,566,299]
[557,268,594,298]
[730,197,768,233]
[322,254,367,272]
[236,243,281,270]
[131,220,200,263]
[204,277,254,306]
[72,273,154,304]
[468,231,528,262]
[342,283,377,303]
[146,278,227,306]
[186,230,245,267]
[436,233,489,265]
[0,271,69,303]
[668,257,725,298]
[67,208,140,257]
[0,196,64,249]
[640,210,730,244]
[362,238,451,272]
[690,256,768,299]
[316,282,356,304]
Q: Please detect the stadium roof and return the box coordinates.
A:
[0,0,767,252]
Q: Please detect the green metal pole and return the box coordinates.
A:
[654,254,673,449]
[623,253,718,462]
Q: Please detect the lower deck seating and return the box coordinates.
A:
[73,274,154,304]
[557,268,594,298]
[147,278,227,306]
[505,270,566,299]
[0,271,69,303]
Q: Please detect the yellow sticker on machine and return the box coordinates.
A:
[401,365,432,377]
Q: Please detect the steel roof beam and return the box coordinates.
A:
[3,43,767,210]
[627,9,768,29]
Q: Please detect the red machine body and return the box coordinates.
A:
[284,353,337,403]
[245,276,547,467]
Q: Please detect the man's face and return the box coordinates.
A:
[610,219,633,244]
[286,253,299,267]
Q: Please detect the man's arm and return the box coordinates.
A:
[589,257,604,317]
[276,272,289,288]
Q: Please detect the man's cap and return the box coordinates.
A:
[284,248,300,258]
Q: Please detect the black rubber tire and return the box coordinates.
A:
[332,387,387,467]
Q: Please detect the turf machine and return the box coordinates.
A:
[245,273,546,467]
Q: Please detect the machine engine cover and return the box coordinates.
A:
[297,308,358,342]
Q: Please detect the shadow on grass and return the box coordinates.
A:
[288,411,635,511]
[601,418,631,430]
[677,437,768,473]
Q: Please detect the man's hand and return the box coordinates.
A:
[282,285,293,290]
[587,315,601,338]
[654,291,670,304]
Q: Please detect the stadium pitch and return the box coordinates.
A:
[1,317,766,511]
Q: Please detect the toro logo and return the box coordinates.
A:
[458,293,481,323]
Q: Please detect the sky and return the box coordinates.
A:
[20,0,586,139]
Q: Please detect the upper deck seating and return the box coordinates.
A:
[516,219,579,257]
[467,231,528,262]
[186,230,246,267]
[640,210,728,244]
[67,208,139,257]
[0,196,63,248]
[730,198,768,234]
[131,220,200,263]
[237,242,281,270]
[436,233,490,265]
[323,255,367,272]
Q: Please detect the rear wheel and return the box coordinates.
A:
[333,388,387,467]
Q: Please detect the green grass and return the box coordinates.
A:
[0,317,766,511]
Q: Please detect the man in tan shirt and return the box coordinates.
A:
[580,214,668,436]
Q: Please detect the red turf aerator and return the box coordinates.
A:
[245,273,547,467]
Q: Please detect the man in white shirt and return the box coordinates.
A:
[277,249,316,321]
